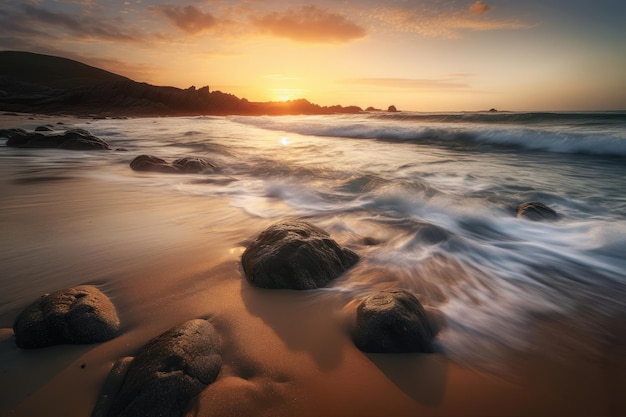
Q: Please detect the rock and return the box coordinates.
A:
[35,125,54,131]
[13,285,120,349]
[102,319,222,417]
[172,157,215,173]
[241,220,359,290]
[352,289,435,353]
[130,154,178,173]
[517,201,558,221]
[3,128,111,150]
[130,155,214,174]
[387,105,398,112]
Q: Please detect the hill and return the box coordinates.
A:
[0,51,362,116]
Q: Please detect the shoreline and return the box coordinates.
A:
[0,117,624,416]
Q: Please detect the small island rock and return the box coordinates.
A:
[353,289,436,353]
[517,201,559,221]
[13,285,120,349]
[387,105,398,112]
[241,220,359,290]
[101,319,222,417]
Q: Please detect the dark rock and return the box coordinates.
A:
[387,105,398,112]
[0,128,28,140]
[172,157,215,173]
[102,319,222,417]
[59,129,112,150]
[241,220,359,290]
[130,155,214,174]
[130,154,178,173]
[489,108,498,112]
[35,125,54,131]
[353,289,435,353]
[517,201,558,221]
[3,128,111,150]
[13,285,120,349]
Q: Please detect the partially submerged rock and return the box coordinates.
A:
[130,154,215,174]
[2,127,112,150]
[241,220,359,290]
[13,285,120,349]
[517,201,559,221]
[98,319,222,417]
[353,289,436,353]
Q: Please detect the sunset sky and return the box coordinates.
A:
[1,0,625,111]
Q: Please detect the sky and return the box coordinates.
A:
[1,0,625,111]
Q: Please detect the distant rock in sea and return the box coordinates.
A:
[387,105,398,112]
[1,127,112,150]
[352,289,436,353]
[517,201,559,221]
[129,154,216,174]
[94,319,222,417]
[241,220,359,290]
[13,285,120,349]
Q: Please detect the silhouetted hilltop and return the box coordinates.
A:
[0,51,362,116]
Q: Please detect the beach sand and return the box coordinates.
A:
[0,115,624,416]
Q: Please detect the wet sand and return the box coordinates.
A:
[0,116,624,416]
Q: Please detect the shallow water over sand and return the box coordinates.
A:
[0,113,625,415]
[2,113,626,365]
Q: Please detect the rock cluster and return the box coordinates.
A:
[130,154,215,174]
[241,220,359,290]
[2,127,112,150]
[13,285,120,348]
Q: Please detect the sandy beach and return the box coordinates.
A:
[0,114,625,417]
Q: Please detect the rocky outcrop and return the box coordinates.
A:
[387,105,398,112]
[2,128,112,150]
[96,319,222,417]
[517,201,559,221]
[13,285,120,349]
[241,220,359,290]
[129,154,215,174]
[352,289,436,353]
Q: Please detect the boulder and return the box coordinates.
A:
[35,125,54,132]
[3,128,111,150]
[241,220,359,290]
[353,289,435,353]
[130,154,178,173]
[172,157,215,173]
[517,201,558,221]
[101,319,222,417]
[13,285,120,349]
[387,105,398,112]
[130,155,214,174]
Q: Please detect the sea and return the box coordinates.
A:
[1,111,625,375]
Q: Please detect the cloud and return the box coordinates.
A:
[369,4,530,38]
[251,5,366,44]
[469,1,491,16]
[15,4,138,42]
[154,5,219,35]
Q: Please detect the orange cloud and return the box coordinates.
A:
[469,1,492,16]
[155,5,218,35]
[371,5,530,38]
[251,5,366,44]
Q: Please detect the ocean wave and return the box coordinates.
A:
[230,114,626,157]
